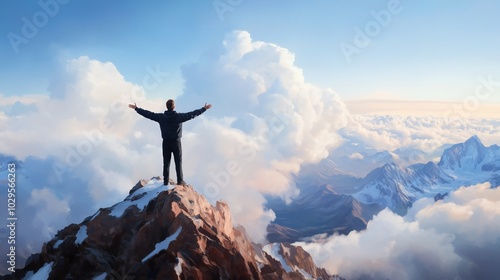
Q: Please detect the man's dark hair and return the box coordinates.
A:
[166,99,175,111]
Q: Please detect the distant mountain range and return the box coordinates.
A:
[268,136,500,242]
[311,140,448,178]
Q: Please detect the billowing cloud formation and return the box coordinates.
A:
[297,183,500,280]
[180,30,349,168]
[176,30,350,239]
[0,57,167,201]
[0,30,350,254]
[0,57,168,272]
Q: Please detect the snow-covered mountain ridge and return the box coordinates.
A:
[268,136,500,241]
[353,136,500,213]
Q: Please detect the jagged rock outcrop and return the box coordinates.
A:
[4,178,338,280]
[261,243,340,280]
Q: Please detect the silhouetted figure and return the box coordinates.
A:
[129,99,212,185]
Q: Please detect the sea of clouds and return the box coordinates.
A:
[1,30,500,276]
[297,182,500,280]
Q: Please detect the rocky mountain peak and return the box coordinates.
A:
[5,178,337,280]
[465,135,484,147]
[438,135,488,170]
[381,161,399,171]
[364,162,409,182]
[418,161,440,175]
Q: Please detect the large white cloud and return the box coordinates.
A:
[297,182,500,280]
[0,30,350,249]
[180,31,349,165]
[0,57,169,273]
[176,30,350,241]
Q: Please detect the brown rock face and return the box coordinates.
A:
[4,178,341,280]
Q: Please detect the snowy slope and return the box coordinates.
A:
[269,136,500,243]
[354,136,500,214]
[438,135,490,170]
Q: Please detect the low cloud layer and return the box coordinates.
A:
[297,183,500,280]
[344,114,500,154]
[346,99,500,119]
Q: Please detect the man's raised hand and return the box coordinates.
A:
[204,103,212,110]
[128,103,137,109]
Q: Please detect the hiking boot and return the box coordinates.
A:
[177,181,187,186]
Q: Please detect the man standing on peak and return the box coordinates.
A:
[129,99,212,186]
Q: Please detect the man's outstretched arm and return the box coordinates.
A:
[176,103,212,123]
[128,103,160,122]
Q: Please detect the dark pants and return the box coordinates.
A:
[162,139,183,185]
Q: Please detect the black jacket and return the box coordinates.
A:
[135,107,206,140]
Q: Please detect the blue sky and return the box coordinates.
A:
[1,0,500,102]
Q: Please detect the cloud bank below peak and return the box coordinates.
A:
[297,182,500,280]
